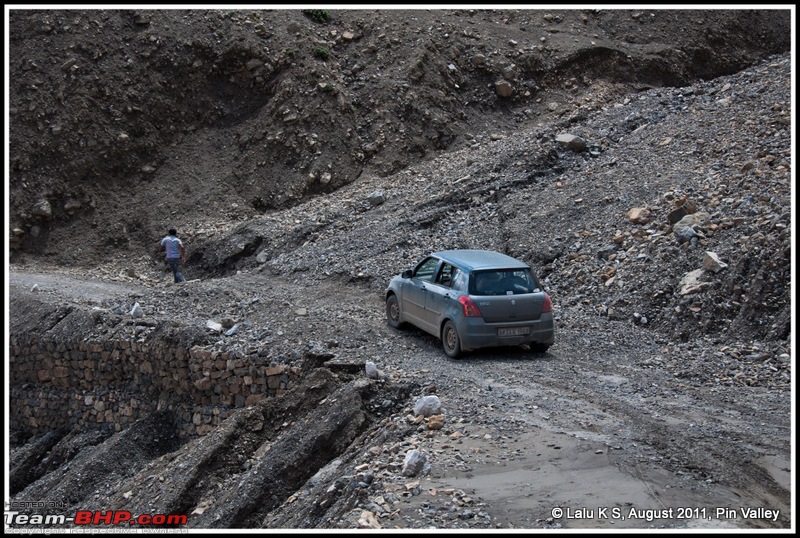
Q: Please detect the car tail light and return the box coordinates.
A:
[542,293,553,313]
[459,295,483,317]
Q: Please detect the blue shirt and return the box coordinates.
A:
[161,235,183,259]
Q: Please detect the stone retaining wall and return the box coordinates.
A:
[10,332,301,439]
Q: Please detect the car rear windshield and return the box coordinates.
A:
[469,269,542,296]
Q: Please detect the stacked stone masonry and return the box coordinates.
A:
[10,333,301,439]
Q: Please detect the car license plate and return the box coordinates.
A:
[498,327,530,337]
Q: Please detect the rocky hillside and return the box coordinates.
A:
[5,7,794,531]
[8,8,790,260]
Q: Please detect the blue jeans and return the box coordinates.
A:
[167,258,185,283]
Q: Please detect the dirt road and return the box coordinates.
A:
[7,268,792,529]
[357,289,792,529]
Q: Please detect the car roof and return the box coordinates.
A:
[432,249,529,271]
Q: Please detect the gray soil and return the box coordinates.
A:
[6,7,794,531]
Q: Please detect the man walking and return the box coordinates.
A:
[158,228,186,283]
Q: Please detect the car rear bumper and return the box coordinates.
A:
[454,314,555,351]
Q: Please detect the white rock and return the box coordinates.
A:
[402,449,429,477]
[205,320,223,332]
[413,395,442,417]
[703,251,728,273]
[365,361,380,379]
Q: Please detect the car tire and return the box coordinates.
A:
[386,294,404,329]
[442,320,463,359]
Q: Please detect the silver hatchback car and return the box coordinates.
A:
[385,250,555,358]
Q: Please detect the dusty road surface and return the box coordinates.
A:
[8,268,792,530]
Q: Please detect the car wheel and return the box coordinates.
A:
[386,294,403,329]
[442,320,463,359]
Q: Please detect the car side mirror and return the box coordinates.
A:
[402,269,413,279]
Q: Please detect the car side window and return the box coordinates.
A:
[451,267,467,291]
[435,263,457,288]
[413,257,439,282]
